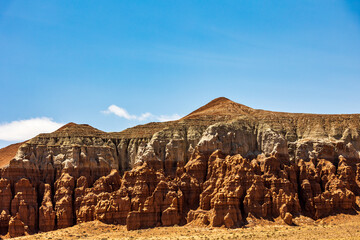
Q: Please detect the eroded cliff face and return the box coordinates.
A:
[1,97,360,237]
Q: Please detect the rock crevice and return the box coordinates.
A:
[1,97,360,237]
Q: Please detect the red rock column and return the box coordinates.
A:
[54,173,75,229]
[0,178,12,234]
[39,184,56,232]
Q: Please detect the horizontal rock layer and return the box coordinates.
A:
[1,97,360,237]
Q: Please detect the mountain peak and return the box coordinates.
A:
[55,122,78,132]
[207,97,233,104]
[54,122,104,134]
[182,97,254,120]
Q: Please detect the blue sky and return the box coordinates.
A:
[0,0,360,148]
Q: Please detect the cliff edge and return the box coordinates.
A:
[1,97,360,237]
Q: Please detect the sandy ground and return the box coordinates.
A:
[8,213,360,240]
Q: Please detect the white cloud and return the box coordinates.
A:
[102,105,181,122]
[0,117,64,141]
[138,112,153,121]
[102,105,137,120]
[157,114,182,122]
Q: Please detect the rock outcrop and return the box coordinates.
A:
[8,214,25,238]
[11,178,37,233]
[0,178,11,234]
[39,183,55,232]
[1,97,360,237]
[54,173,75,229]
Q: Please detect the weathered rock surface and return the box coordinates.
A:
[0,178,11,235]
[53,173,74,230]
[11,178,37,233]
[8,214,25,238]
[1,97,360,237]
[39,183,55,232]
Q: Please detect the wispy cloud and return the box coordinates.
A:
[102,105,181,122]
[102,105,137,120]
[156,114,182,122]
[0,118,64,141]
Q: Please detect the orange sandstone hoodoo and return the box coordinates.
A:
[1,97,360,237]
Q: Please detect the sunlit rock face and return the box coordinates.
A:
[1,97,360,235]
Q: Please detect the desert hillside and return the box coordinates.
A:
[0,97,360,238]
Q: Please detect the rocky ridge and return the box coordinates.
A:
[0,97,360,237]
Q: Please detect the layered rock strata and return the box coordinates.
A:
[0,97,360,237]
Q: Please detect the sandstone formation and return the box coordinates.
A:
[55,173,75,229]
[11,178,37,233]
[0,178,11,235]
[1,97,360,237]
[8,214,25,238]
[39,183,55,232]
